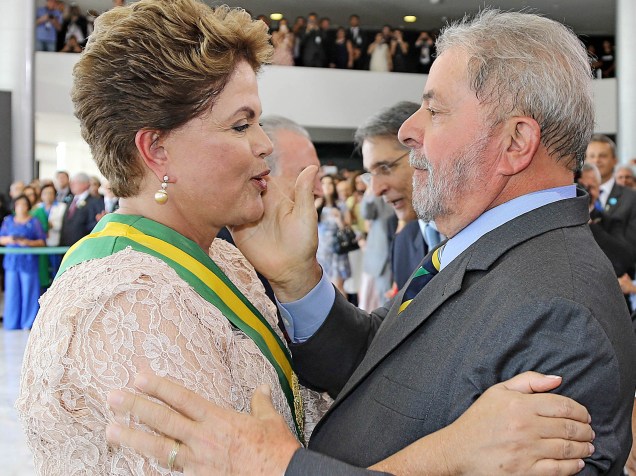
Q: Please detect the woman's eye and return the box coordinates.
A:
[233,124,250,132]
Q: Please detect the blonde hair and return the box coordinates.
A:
[72,0,272,197]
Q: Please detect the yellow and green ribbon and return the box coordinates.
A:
[58,214,304,442]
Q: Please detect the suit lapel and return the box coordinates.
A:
[330,249,468,409]
[604,184,622,215]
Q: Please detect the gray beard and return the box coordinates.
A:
[410,133,491,221]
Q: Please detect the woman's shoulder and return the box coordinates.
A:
[209,238,279,325]
[53,247,188,297]
[209,238,262,291]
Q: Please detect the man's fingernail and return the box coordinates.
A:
[545,375,561,379]
[107,390,125,406]
[134,374,149,389]
[588,443,595,455]
[591,430,595,440]
[578,459,585,470]
[106,424,121,442]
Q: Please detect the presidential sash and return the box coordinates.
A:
[58,214,305,442]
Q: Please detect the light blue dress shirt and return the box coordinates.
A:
[279,185,576,342]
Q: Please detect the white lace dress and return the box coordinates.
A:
[16,239,331,475]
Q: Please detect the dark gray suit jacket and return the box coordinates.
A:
[59,194,104,246]
[601,183,636,265]
[287,193,636,475]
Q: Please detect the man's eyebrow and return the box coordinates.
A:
[422,91,435,102]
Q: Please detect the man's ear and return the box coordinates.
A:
[498,117,541,176]
[135,129,168,180]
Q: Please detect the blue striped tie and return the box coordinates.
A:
[398,246,443,314]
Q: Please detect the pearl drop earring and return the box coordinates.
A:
[154,175,169,204]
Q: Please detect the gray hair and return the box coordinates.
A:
[354,101,419,149]
[72,172,90,184]
[589,133,617,158]
[580,162,602,184]
[616,164,635,176]
[436,9,593,171]
[260,115,311,175]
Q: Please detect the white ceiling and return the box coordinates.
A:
[77,0,616,36]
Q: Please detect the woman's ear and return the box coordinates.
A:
[499,117,541,176]
[135,129,167,180]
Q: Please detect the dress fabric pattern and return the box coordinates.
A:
[16,239,330,475]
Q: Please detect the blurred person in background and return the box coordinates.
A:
[615,165,636,190]
[390,29,410,73]
[0,195,46,329]
[368,32,391,72]
[55,170,72,203]
[316,175,351,295]
[271,18,294,66]
[35,0,62,51]
[39,183,67,278]
[23,185,51,289]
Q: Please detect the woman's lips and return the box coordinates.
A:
[251,170,270,192]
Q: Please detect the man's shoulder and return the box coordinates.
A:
[610,183,636,201]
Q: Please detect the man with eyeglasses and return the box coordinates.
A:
[356,102,446,291]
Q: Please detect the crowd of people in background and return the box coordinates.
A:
[35,1,617,78]
[0,171,118,329]
[2,145,636,331]
[35,0,124,53]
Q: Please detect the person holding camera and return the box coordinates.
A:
[35,0,63,52]
[390,29,410,72]
[415,31,435,74]
[368,32,391,72]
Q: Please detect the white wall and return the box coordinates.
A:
[0,0,35,182]
[34,52,619,176]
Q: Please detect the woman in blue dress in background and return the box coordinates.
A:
[0,194,46,329]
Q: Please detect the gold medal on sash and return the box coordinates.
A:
[291,372,304,444]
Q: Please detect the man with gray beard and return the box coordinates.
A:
[106,9,635,476]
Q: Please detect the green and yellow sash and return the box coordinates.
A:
[58,214,304,442]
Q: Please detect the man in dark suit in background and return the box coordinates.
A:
[54,170,73,204]
[585,134,636,266]
[59,172,104,246]
[578,163,635,278]
[346,14,367,70]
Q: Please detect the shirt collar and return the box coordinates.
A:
[74,190,90,202]
[439,185,576,270]
[599,177,615,208]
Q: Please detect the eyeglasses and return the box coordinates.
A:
[361,151,409,185]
